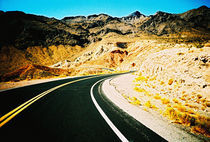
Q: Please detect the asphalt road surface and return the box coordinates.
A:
[0,74,166,142]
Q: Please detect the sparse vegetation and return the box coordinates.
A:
[1,5,210,139]
[131,45,210,137]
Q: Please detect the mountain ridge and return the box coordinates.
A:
[0,6,209,48]
[0,5,210,78]
[1,6,210,139]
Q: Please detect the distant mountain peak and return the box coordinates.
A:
[155,11,171,16]
[122,10,145,20]
[198,5,208,9]
[128,11,142,17]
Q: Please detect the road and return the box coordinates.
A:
[0,74,166,142]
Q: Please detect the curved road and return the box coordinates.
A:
[0,74,166,142]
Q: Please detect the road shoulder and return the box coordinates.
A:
[101,74,203,142]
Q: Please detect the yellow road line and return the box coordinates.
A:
[0,75,99,128]
[0,91,49,122]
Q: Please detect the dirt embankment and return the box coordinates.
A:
[111,46,210,139]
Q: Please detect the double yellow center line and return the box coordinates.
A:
[0,76,98,128]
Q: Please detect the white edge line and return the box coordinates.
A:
[90,78,129,142]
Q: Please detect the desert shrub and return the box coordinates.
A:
[168,78,173,85]
[122,94,128,99]
[191,126,210,137]
[128,96,141,106]
[187,109,195,114]
[177,105,186,112]
[131,63,136,67]
[161,98,170,104]
[144,101,152,108]
[160,81,165,85]
[164,107,177,119]
[149,76,156,81]
[173,104,179,108]
[144,91,151,96]
[130,99,141,106]
[193,42,203,48]
[144,101,157,109]
[134,87,145,92]
[173,98,179,103]
[135,76,148,82]
[180,96,186,101]
[154,94,161,99]
[197,94,202,99]
[206,101,210,107]
[177,52,185,55]
[129,96,137,101]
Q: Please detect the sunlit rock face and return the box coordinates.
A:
[0,6,209,81]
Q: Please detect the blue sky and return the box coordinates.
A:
[0,0,209,19]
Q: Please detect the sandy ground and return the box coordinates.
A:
[0,76,77,92]
[102,74,208,142]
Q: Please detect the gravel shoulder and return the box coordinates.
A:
[102,74,207,142]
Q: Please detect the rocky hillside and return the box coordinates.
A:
[110,46,210,138]
[0,64,73,82]
[0,6,210,81]
[138,6,210,36]
[1,6,209,48]
[0,11,89,49]
[62,6,210,37]
[0,45,83,75]
[1,6,209,139]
